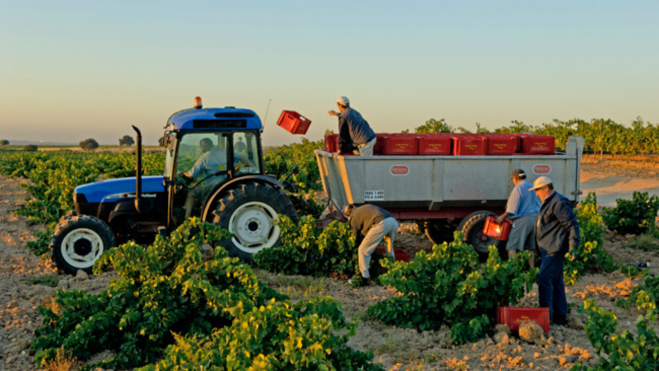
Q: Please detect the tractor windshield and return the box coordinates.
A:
[176,133,229,182]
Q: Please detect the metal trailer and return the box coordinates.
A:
[315,136,584,257]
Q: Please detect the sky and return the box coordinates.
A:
[1,1,657,146]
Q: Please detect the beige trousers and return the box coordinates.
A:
[358,217,399,278]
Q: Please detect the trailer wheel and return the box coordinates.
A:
[50,215,115,275]
[458,211,506,260]
[424,219,461,245]
[212,182,297,260]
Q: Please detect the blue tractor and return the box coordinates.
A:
[50,97,298,274]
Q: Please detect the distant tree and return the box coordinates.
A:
[23,144,38,151]
[0,140,9,146]
[80,138,99,151]
[415,118,454,134]
[119,135,135,146]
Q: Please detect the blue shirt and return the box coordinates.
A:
[506,179,541,218]
[338,107,376,148]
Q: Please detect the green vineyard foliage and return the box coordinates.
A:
[254,215,388,280]
[602,191,659,236]
[564,193,619,286]
[367,232,537,342]
[32,219,380,370]
[0,150,165,254]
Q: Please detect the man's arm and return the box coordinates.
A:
[497,187,521,224]
[238,154,256,168]
[555,200,581,252]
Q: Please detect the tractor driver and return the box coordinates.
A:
[181,138,256,219]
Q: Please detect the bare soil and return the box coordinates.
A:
[1,158,658,370]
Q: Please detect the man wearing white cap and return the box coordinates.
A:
[327,96,377,156]
[531,176,581,326]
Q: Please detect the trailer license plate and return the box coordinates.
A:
[364,190,385,201]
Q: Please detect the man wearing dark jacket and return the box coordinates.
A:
[345,204,399,286]
[531,176,581,325]
[327,96,376,155]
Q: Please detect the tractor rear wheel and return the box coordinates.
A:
[423,219,461,245]
[212,182,297,260]
[458,211,506,260]
[50,215,115,275]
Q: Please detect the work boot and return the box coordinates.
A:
[553,314,568,326]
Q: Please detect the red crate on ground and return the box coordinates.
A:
[375,248,410,262]
[483,216,512,241]
[373,134,386,155]
[497,307,550,333]
[383,134,419,155]
[452,135,487,156]
[277,110,312,134]
[482,134,516,155]
[520,135,555,154]
[324,134,338,152]
[418,134,452,155]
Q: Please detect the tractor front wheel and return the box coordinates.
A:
[212,182,297,260]
[50,215,115,275]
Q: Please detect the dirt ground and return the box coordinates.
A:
[581,155,659,207]
[1,158,658,370]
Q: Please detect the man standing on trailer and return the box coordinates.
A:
[496,168,541,267]
[327,96,377,156]
[531,176,580,326]
[345,204,399,287]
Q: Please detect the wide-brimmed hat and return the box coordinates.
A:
[530,176,553,190]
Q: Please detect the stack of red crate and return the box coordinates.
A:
[383,134,419,155]
[519,135,555,154]
[452,134,487,156]
[418,134,452,155]
[481,134,516,155]
[323,133,555,156]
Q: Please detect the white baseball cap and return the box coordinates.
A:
[335,96,350,106]
[530,176,553,190]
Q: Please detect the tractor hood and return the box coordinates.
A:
[75,176,165,203]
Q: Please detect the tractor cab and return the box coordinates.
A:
[51,97,298,275]
[162,99,266,228]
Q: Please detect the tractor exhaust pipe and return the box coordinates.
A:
[132,125,143,213]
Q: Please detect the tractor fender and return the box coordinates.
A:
[201,175,286,221]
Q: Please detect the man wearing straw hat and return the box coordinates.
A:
[531,176,581,326]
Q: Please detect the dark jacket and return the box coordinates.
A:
[350,205,393,244]
[338,107,376,151]
[534,191,581,255]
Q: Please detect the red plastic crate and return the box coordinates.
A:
[452,135,487,156]
[520,135,555,154]
[383,134,419,155]
[324,134,338,152]
[418,134,452,155]
[497,307,550,333]
[277,110,312,135]
[375,248,410,262]
[482,134,516,155]
[483,216,512,241]
[373,134,386,155]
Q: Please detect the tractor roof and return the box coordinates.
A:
[167,107,263,131]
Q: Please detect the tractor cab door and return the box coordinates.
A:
[169,132,231,227]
